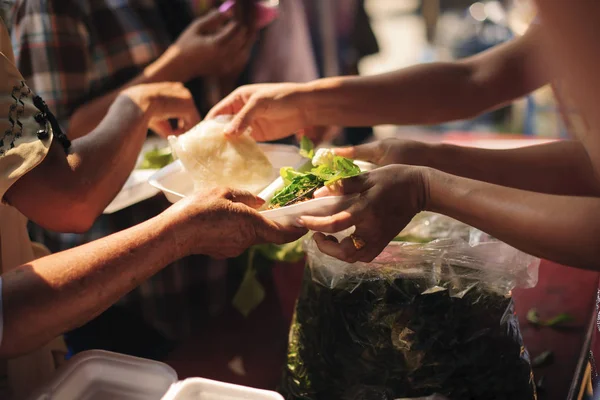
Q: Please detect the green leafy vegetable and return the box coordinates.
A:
[254,238,306,263]
[269,139,362,208]
[526,308,573,327]
[299,136,315,159]
[138,147,174,169]
[280,267,536,400]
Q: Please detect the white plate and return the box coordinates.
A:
[149,144,306,203]
[162,378,284,400]
[104,170,160,214]
[257,160,375,227]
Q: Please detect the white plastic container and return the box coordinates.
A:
[162,378,284,400]
[149,143,305,203]
[29,350,284,400]
[256,160,375,227]
[149,145,375,228]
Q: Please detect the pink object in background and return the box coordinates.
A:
[218,0,279,29]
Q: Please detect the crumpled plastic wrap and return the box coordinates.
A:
[279,213,539,400]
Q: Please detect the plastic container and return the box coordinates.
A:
[256,160,375,227]
[162,378,284,400]
[149,147,375,228]
[148,143,305,203]
[28,350,178,400]
[29,350,285,400]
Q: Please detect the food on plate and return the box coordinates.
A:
[267,137,362,209]
[138,147,174,170]
[168,116,275,194]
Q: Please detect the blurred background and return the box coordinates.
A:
[357,0,558,140]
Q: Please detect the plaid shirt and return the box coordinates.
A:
[12,0,237,350]
[11,0,223,130]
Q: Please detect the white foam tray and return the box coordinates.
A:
[29,350,284,400]
[148,144,375,227]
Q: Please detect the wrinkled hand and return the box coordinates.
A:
[164,187,307,259]
[334,138,429,166]
[167,9,255,80]
[122,82,201,137]
[298,165,429,263]
[206,83,329,144]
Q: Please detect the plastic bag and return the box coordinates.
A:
[168,115,274,194]
[280,214,539,400]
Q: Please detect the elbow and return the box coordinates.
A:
[36,194,99,233]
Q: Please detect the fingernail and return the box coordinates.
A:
[295,218,305,227]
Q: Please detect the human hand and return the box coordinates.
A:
[121,82,201,137]
[297,165,429,263]
[163,187,307,259]
[164,9,255,80]
[206,83,328,143]
[334,138,430,166]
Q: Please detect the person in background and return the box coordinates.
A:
[207,3,600,268]
[0,15,303,399]
[10,0,320,363]
[302,0,379,146]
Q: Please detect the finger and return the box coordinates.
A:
[299,209,355,234]
[195,9,231,33]
[333,142,380,163]
[313,174,371,198]
[149,120,177,137]
[206,95,241,121]
[213,20,242,45]
[224,97,264,136]
[314,234,360,263]
[221,189,265,209]
[254,218,308,245]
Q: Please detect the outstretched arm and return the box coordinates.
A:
[5,82,200,233]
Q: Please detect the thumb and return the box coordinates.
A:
[254,218,307,245]
[334,142,381,163]
[222,189,265,209]
[314,174,370,198]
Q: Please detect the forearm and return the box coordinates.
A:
[0,214,182,357]
[301,64,486,127]
[10,95,151,232]
[425,168,600,270]
[413,140,600,196]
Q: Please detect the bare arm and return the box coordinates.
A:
[211,24,548,140]
[4,82,199,233]
[343,139,600,197]
[533,1,600,177]
[1,214,177,357]
[425,167,600,271]
[0,188,306,358]
[301,24,546,127]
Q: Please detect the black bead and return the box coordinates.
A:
[36,129,49,140]
[34,112,46,124]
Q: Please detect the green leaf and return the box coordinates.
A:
[532,350,554,368]
[526,309,540,325]
[542,313,573,327]
[232,265,265,318]
[254,238,306,263]
[299,136,315,159]
[526,308,573,327]
[138,147,174,169]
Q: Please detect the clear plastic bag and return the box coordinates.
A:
[280,214,540,400]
